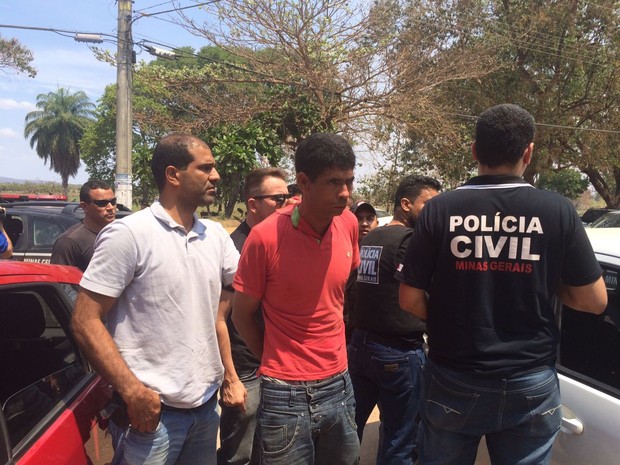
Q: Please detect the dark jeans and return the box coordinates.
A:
[218,374,261,465]
[256,371,359,465]
[419,361,561,465]
[348,329,426,465]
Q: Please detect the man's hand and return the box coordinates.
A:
[123,385,162,432]
[220,378,248,414]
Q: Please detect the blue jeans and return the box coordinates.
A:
[348,329,426,465]
[419,361,561,465]
[218,374,261,465]
[108,393,219,465]
[256,370,360,465]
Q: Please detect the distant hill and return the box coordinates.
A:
[0,177,55,184]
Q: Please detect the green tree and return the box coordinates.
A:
[24,88,95,195]
[416,0,620,207]
[537,169,589,201]
[0,34,36,77]
[80,84,161,207]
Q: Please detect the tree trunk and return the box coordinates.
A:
[224,172,243,218]
[61,176,69,198]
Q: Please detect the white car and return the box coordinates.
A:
[374,208,393,227]
[477,227,620,465]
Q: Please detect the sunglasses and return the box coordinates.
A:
[89,198,117,207]
[253,193,292,207]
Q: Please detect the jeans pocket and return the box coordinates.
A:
[526,380,562,437]
[424,375,479,432]
[259,409,301,455]
[343,392,358,431]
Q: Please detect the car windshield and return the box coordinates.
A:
[590,212,620,228]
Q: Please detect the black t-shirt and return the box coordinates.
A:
[397,175,602,376]
[228,221,262,378]
[50,222,97,272]
[355,224,426,339]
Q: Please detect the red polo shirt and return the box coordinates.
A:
[233,205,359,380]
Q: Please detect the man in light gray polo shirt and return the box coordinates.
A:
[71,132,239,465]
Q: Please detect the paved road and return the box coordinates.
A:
[359,406,380,465]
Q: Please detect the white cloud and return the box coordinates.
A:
[0,128,20,138]
[0,99,36,111]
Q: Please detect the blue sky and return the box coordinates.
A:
[0,1,209,184]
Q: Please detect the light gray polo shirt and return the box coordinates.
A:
[81,202,239,408]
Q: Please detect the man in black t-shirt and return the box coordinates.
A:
[397,104,608,465]
[51,180,116,271]
[218,167,290,465]
[349,175,440,465]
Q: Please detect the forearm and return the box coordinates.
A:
[72,305,144,398]
[232,292,264,360]
[399,283,429,320]
[557,277,608,314]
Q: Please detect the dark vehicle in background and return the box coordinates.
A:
[588,210,620,229]
[1,201,132,264]
[580,208,616,226]
[0,262,112,464]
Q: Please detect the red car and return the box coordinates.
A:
[0,262,112,464]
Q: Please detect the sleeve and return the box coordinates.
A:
[80,222,139,298]
[394,229,413,271]
[218,224,240,287]
[395,207,437,291]
[232,228,268,300]
[50,235,79,266]
[561,204,603,286]
[0,229,8,253]
[344,209,360,269]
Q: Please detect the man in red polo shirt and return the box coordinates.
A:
[232,133,360,465]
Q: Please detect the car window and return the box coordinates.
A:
[557,264,620,395]
[590,213,620,228]
[0,288,87,449]
[32,218,65,248]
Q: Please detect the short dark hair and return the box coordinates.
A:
[243,167,287,201]
[294,133,355,180]
[393,175,442,211]
[287,183,302,195]
[475,104,535,168]
[151,132,208,191]
[80,179,112,202]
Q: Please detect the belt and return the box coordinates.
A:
[359,329,425,350]
[265,370,346,386]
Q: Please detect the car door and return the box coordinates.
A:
[0,283,111,465]
[552,252,620,465]
[475,249,619,465]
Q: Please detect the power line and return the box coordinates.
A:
[448,113,620,135]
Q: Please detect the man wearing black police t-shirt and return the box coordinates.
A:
[398,104,608,465]
[349,175,440,465]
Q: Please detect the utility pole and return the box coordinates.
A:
[115,0,133,209]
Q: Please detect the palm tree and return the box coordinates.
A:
[24,88,95,194]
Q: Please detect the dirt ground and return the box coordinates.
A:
[214,218,241,234]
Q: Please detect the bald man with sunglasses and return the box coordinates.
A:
[51,179,117,271]
[218,167,290,465]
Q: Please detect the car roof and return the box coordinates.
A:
[0,262,82,285]
[585,228,620,265]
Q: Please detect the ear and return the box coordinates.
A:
[296,172,311,193]
[79,200,89,210]
[522,142,534,165]
[165,166,181,186]
[400,197,411,212]
[247,198,258,214]
[471,142,479,162]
